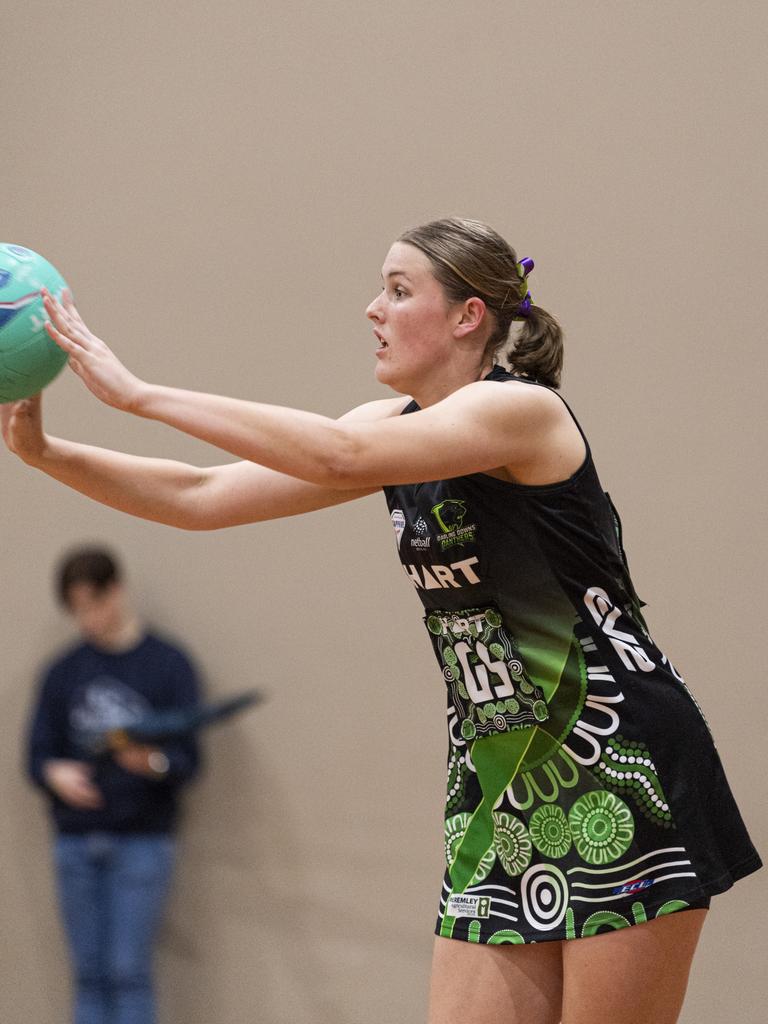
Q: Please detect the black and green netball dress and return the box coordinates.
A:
[383,365,762,945]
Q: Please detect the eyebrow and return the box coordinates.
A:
[382,270,412,282]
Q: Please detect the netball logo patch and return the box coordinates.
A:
[410,515,431,549]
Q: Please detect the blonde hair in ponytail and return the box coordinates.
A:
[398,217,564,388]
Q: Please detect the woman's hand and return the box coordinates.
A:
[1,393,48,464]
[42,288,148,413]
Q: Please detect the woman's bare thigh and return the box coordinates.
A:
[428,935,563,1024]
[561,908,708,1024]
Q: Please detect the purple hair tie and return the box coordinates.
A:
[514,257,534,318]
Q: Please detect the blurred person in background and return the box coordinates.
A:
[26,546,201,1024]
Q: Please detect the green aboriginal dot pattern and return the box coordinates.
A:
[568,790,635,865]
[438,899,693,945]
[492,811,533,876]
[632,902,648,925]
[594,734,674,828]
[488,929,526,944]
[444,813,496,882]
[429,605,550,740]
[445,813,471,867]
[581,910,631,937]
[529,804,573,858]
[470,847,497,885]
[657,900,690,917]
[446,748,469,812]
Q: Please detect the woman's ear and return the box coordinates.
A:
[454,297,487,339]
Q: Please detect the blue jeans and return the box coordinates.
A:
[54,833,176,1024]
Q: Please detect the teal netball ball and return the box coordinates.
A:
[0,243,69,401]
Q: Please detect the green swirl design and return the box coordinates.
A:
[568,790,635,865]
[529,804,572,859]
[492,811,533,876]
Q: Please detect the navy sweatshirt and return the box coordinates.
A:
[27,633,201,834]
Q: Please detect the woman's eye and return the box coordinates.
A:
[394,287,405,299]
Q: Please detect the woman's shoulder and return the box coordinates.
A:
[453,377,573,432]
[467,377,589,486]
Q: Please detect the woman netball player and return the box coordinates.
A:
[2,218,761,1023]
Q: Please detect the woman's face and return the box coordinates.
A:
[366,242,456,393]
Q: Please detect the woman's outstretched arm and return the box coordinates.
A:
[1,395,398,530]
[43,289,577,489]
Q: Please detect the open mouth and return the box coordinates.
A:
[374,331,388,352]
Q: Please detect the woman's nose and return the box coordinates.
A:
[366,293,383,321]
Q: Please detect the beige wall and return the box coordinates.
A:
[1,2,765,1021]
